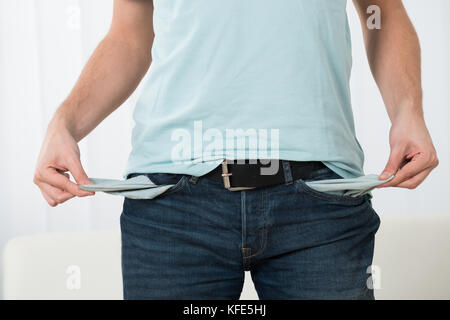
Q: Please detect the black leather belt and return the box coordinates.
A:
[203,160,326,191]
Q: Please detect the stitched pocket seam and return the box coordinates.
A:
[295,179,367,205]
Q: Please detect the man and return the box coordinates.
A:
[34,0,438,299]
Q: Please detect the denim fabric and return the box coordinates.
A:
[120,166,380,300]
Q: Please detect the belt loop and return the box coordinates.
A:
[189,175,199,184]
[282,160,293,185]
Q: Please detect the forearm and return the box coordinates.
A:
[50,0,154,141]
[34,0,155,206]
[355,0,423,124]
[354,0,438,187]
[51,32,151,141]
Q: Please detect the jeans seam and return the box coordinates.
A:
[241,191,252,270]
[296,179,367,205]
[164,175,188,195]
[247,190,268,259]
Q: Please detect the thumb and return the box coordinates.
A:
[380,148,404,180]
[67,158,92,186]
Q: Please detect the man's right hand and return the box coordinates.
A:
[33,122,94,207]
[33,0,155,207]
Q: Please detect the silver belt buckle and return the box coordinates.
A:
[221,160,256,192]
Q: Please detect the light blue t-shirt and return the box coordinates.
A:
[125,0,365,179]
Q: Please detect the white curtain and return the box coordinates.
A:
[0,0,136,277]
[0,0,449,294]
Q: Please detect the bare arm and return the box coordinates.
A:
[55,0,154,141]
[353,0,438,189]
[34,0,154,206]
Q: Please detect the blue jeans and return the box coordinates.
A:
[120,165,380,300]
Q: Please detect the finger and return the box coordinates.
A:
[378,152,430,188]
[396,168,432,189]
[40,182,75,205]
[379,148,406,181]
[40,168,94,197]
[40,189,57,207]
[56,169,70,179]
[66,158,93,186]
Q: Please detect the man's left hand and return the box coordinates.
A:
[377,113,439,189]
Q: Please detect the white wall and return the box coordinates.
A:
[0,0,449,298]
